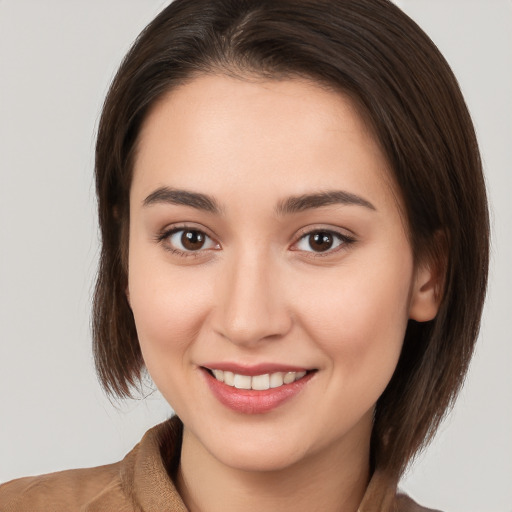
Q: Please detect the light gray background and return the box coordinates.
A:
[0,1,510,511]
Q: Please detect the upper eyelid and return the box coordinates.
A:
[293,224,356,241]
[158,223,218,241]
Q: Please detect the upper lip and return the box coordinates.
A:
[201,362,313,376]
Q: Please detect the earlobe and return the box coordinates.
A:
[409,263,443,322]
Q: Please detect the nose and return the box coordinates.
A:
[212,249,292,347]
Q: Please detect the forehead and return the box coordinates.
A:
[132,74,400,216]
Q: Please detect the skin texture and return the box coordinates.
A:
[127,75,439,512]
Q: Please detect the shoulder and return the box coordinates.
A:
[396,492,444,512]
[0,461,134,512]
[0,417,184,512]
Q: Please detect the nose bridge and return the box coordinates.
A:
[215,246,291,346]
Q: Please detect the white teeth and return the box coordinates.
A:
[212,369,224,382]
[269,372,284,388]
[252,374,270,391]
[209,369,308,390]
[234,374,252,389]
[223,371,235,386]
[283,372,295,384]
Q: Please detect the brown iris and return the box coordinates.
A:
[308,231,334,252]
[181,230,206,250]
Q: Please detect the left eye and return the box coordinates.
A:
[295,230,347,253]
[166,229,218,252]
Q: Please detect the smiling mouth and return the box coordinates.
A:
[202,366,316,413]
[204,368,311,391]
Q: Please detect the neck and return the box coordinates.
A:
[176,423,371,512]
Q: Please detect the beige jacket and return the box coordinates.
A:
[0,416,441,512]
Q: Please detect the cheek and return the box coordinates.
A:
[293,250,413,379]
[127,247,213,365]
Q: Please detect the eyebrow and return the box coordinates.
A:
[275,190,376,215]
[143,187,221,214]
[142,187,376,216]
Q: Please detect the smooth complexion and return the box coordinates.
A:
[128,75,439,512]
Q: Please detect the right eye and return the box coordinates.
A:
[295,230,345,253]
[161,228,219,255]
[291,228,355,256]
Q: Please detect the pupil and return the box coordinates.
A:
[181,230,205,250]
[310,232,333,252]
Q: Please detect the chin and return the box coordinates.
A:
[184,417,313,473]
[212,440,309,473]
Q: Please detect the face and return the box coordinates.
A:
[128,74,437,472]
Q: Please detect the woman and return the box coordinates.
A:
[0,0,489,511]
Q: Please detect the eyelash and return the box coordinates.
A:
[156,226,356,258]
[156,225,219,258]
[292,229,356,258]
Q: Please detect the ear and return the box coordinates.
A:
[409,240,447,322]
[409,262,441,322]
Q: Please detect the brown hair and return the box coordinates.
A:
[93,0,489,479]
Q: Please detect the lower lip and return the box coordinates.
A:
[202,369,315,414]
